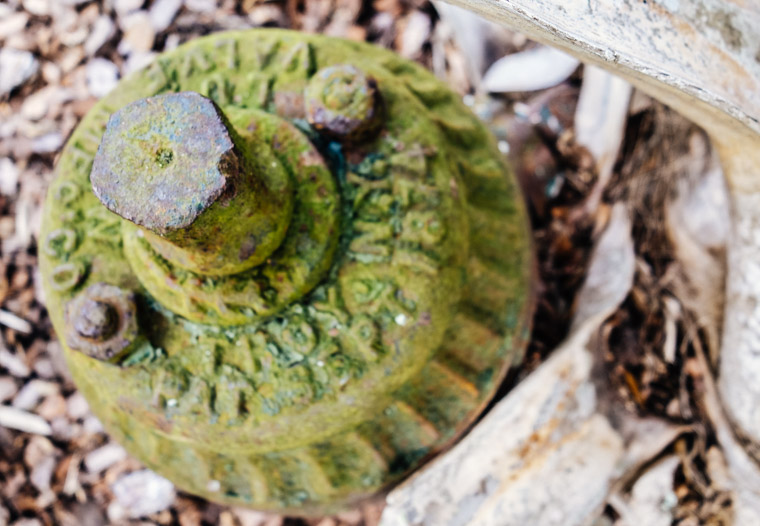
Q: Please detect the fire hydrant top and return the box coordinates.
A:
[38,29,533,514]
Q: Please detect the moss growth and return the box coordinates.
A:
[39,29,533,514]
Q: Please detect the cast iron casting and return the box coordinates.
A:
[39,29,532,514]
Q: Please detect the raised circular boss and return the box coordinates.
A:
[38,29,533,514]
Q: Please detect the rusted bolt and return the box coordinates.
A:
[65,282,139,362]
[305,64,383,142]
[90,91,293,276]
[74,299,118,340]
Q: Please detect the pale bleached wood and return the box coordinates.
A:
[439,0,760,137]
[444,0,760,461]
[380,205,634,526]
[383,1,760,524]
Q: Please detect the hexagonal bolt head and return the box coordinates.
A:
[91,91,241,236]
[74,299,118,340]
[65,283,140,362]
[90,91,293,276]
[305,64,384,142]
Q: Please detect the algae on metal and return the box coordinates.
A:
[38,29,533,515]
[92,92,295,277]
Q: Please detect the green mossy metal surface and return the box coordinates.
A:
[122,109,339,325]
[92,92,295,277]
[39,29,533,515]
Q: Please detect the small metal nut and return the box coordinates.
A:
[305,64,383,142]
[74,299,118,340]
[65,283,140,362]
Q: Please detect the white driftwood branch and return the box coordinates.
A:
[381,346,621,526]
[444,0,760,469]
[381,205,634,526]
[384,0,760,523]
[720,168,760,443]
[438,0,760,135]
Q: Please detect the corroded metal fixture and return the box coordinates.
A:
[305,64,384,141]
[65,282,140,362]
[39,30,532,514]
[91,91,293,276]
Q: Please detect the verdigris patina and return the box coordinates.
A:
[39,29,532,514]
